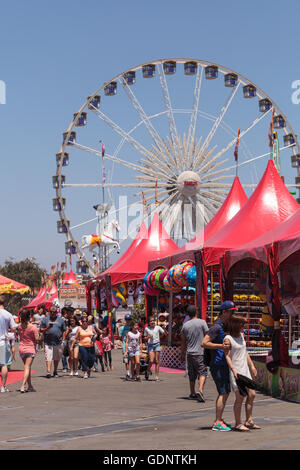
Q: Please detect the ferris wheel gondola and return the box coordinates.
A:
[53,58,300,276]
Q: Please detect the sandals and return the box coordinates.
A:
[245,421,261,429]
[233,424,250,432]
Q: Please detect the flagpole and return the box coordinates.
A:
[234,128,240,177]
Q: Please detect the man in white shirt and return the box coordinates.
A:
[0,295,17,392]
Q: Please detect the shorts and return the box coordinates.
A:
[147,342,161,352]
[44,344,63,362]
[128,349,140,358]
[187,354,207,382]
[20,353,36,359]
[210,365,231,395]
[0,342,12,366]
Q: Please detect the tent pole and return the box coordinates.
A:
[168,293,173,346]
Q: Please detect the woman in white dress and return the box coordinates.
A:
[224,314,261,431]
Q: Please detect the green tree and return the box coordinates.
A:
[0,258,47,314]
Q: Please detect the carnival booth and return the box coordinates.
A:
[22,281,59,311]
[146,161,299,369]
[224,206,300,402]
[0,275,30,296]
[146,176,248,368]
[86,214,179,337]
[197,160,298,331]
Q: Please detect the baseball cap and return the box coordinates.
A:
[125,314,132,321]
[220,300,239,312]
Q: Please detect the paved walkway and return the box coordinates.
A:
[0,347,300,450]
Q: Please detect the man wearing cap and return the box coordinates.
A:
[119,314,132,381]
[202,300,238,431]
[181,305,209,402]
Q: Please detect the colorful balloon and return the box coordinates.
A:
[186,265,197,287]
[154,268,164,289]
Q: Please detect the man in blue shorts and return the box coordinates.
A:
[202,300,238,431]
[119,314,132,381]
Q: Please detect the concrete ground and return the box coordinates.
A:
[0,346,300,451]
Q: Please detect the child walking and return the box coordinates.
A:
[94,334,105,372]
[124,322,143,381]
[102,328,113,371]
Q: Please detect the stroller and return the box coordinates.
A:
[139,348,150,378]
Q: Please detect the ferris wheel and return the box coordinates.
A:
[53,58,300,276]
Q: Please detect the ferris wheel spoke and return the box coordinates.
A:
[197,194,222,216]
[157,63,180,162]
[145,191,178,225]
[187,196,210,227]
[192,146,217,172]
[202,160,233,179]
[119,77,169,156]
[134,185,177,201]
[186,65,204,166]
[140,155,175,179]
[163,198,183,234]
[72,142,150,175]
[90,106,154,161]
[204,108,272,168]
[200,82,241,158]
[205,174,236,183]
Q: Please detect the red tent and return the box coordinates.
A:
[67,270,79,285]
[225,206,300,272]
[100,213,179,285]
[96,220,148,280]
[202,160,299,266]
[23,285,46,310]
[49,281,58,296]
[176,176,248,254]
[148,176,248,271]
[62,272,69,285]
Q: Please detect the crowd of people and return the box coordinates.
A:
[0,294,261,432]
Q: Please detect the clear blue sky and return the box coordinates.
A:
[1,0,300,272]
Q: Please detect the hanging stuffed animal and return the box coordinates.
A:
[100,288,107,309]
[127,281,135,307]
[112,285,126,307]
[135,281,145,304]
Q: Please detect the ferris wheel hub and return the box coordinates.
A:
[177,171,201,198]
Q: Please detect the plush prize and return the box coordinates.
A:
[135,281,145,304]
[127,282,135,307]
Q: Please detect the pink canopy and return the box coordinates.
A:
[67,270,79,285]
[96,221,148,280]
[202,160,299,266]
[23,286,47,310]
[225,206,300,272]
[176,176,248,253]
[98,213,178,285]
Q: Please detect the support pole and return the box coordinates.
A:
[168,293,173,346]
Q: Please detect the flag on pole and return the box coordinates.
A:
[234,128,240,162]
[142,191,147,215]
[268,108,275,147]
[99,140,106,184]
